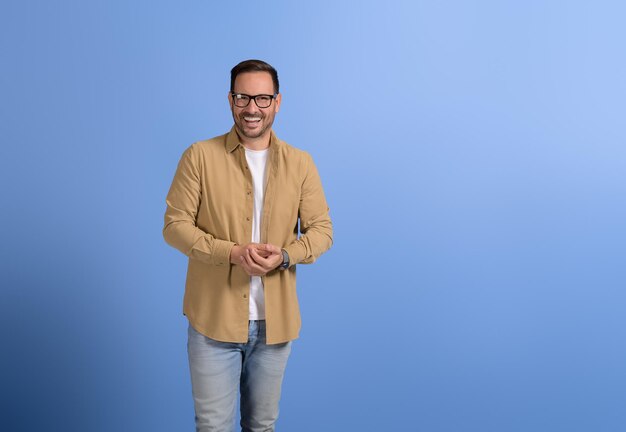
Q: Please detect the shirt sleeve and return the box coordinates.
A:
[283,152,333,266]
[162,144,235,266]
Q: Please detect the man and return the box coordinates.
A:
[163,59,333,432]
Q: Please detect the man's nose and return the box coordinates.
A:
[245,98,261,112]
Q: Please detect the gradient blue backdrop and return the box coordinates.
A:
[2,1,625,431]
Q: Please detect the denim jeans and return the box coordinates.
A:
[187,321,292,432]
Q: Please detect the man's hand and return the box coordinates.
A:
[231,243,283,276]
[230,243,270,264]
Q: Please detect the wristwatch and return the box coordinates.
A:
[279,249,290,270]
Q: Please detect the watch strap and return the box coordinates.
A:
[279,249,290,270]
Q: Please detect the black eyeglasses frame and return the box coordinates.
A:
[230,92,278,108]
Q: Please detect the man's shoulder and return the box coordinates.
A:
[276,136,312,162]
[190,132,229,153]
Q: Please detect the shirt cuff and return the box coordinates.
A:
[213,239,236,266]
[282,243,305,268]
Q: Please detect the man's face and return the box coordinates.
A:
[229,71,281,142]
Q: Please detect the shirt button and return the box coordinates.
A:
[247,191,251,195]
[243,294,248,299]
[246,217,250,221]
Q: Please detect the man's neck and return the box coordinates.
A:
[239,132,271,151]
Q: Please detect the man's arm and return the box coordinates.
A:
[282,152,333,267]
[162,144,235,266]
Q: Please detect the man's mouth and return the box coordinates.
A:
[243,116,262,124]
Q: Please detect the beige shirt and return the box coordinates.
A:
[163,127,333,344]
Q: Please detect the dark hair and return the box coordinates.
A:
[230,59,279,94]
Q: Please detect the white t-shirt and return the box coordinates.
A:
[244,147,269,320]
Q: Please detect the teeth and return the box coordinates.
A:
[244,117,261,121]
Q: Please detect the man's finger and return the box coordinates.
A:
[240,255,254,276]
[245,250,268,275]
[250,249,281,273]
[263,243,282,254]
[249,248,269,263]
[249,244,271,258]
[241,254,264,276]
[250,249,277,271]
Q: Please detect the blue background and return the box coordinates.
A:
[2,1,625,431]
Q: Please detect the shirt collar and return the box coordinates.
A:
[225,126,280,153]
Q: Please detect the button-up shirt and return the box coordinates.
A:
[163,127,333,344]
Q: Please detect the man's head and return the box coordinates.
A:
[230,59,279,94]
[229,59,281,145]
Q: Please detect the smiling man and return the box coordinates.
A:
[163,59,333,432]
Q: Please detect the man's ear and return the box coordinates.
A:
[274,93,281,113]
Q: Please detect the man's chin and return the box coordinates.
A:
[237,124,269,140]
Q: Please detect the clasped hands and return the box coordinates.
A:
[230,243,284,276]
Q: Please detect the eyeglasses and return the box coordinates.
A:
[231,92,277,108]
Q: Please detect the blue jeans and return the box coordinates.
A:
[187,321,292,432]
